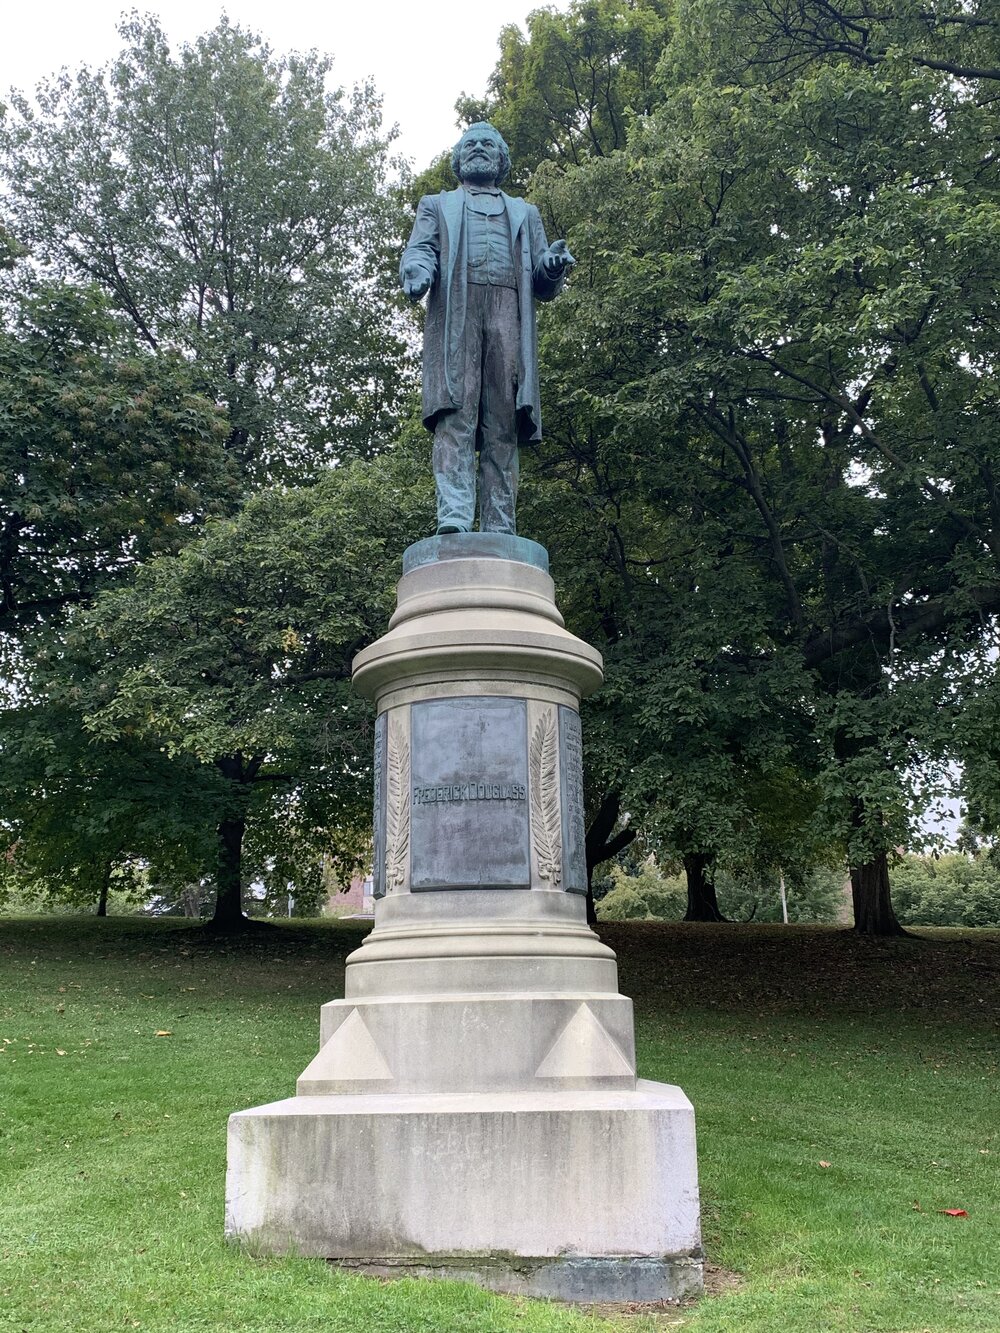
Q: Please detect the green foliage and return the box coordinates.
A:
[0,281,233,636]
[892,853,1000,928]
[715,863,847,925]
[0,435,435,918]
[956,675,1000,850]
[0,695,226,912]
[0,17,431,922]
[595,860,686,920]
[508,0,1000,915]
[0,223,24,268]
[408,151,459,207]
[1,15,411,483]
[595,854,845,924]
[409,0,672,201]
[0,875,139,918]
[52,447,430,896]
[474,0,672,185]
[142,880,215,919]
[77,448,429,762]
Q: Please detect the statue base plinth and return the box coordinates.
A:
[226,1084,701,1304]
[225,537,702,1301]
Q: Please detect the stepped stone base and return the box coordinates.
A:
[225,537,703,1303]
[299,992,637,1096]
[225,1082,702,1302]
[332,1255,703,1304]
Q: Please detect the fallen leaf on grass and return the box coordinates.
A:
[818,1160,832,1168]
[938,1209,968,1217]
[55,1049,66,1056]
[153,1030,173,1037]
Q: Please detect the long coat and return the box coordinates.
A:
[401,188,565,444]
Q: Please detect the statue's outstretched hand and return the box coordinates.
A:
[402,262,432,301]
[543,239,575,278]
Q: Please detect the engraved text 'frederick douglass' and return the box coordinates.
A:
[412,781,526,805]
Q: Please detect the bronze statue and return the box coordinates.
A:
[401,123,574,535]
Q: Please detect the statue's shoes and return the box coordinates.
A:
[436,525,465,535]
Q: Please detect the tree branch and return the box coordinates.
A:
[802,583,1000,668]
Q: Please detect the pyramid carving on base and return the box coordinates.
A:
[298,1009,393,1087]
[534,1002,635,1079]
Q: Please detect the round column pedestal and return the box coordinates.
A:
[226,535,703,1302]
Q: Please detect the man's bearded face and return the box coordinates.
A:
[458,130,502,184]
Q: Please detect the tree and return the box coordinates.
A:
[713,862,846,925]
[466,0,672,183]
[518,399,827,925]
[409,0,672,205]
[0,281,233,641]
[0,717,220,916]
[29,447,435,929]
[1,15,411,485]
[0,18,424,928]
[694,0,1000,88]
[507,0,1000,933]
[594,856,845,923]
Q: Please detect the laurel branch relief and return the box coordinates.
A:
[529,710,563,888]
[385,720,410,889]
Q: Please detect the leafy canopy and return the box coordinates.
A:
[1,15,412,484]
[512,0,1000,886]
[0,281,233,639]
[57,446,434,893]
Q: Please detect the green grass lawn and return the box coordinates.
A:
[1,917,997,1333]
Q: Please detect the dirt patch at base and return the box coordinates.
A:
[581,1263,744,1321]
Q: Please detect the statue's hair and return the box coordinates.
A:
[452,122,511,185]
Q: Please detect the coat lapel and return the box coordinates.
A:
[442,189,464,274]
[440,189,466,409]
[503,193,528,244]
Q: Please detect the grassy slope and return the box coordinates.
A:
[1,917,997,1333]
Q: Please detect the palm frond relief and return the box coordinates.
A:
[530,710,562,887]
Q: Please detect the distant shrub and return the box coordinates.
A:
[596,862,686,921]
[597,859,847,923]
[716,864,847,924]
[892,853,1000,927]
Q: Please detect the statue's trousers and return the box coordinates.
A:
[432,284,520,534]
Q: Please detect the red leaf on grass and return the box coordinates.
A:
[937,1209,968,1217]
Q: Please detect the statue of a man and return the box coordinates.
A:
[401,122,574,535]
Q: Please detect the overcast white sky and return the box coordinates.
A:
[0,0,552,173]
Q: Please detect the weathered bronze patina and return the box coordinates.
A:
[401,122,574,535]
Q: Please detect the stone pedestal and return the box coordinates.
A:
[226,534,702,1302]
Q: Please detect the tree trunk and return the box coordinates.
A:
[212,815,246,930]
[584,792,636,926]
[683,851,728,921]
[585,866,598,927]
[850,851,907,936]
[181,886,203,919]
[95,861,112,917]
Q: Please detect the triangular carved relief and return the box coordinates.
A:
[299,1009,393,1083]
[534,1003,634,1079]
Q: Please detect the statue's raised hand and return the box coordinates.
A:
[402,262,432,301]
[543,239,575,278]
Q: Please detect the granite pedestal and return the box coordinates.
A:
[226,534,703,1302]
